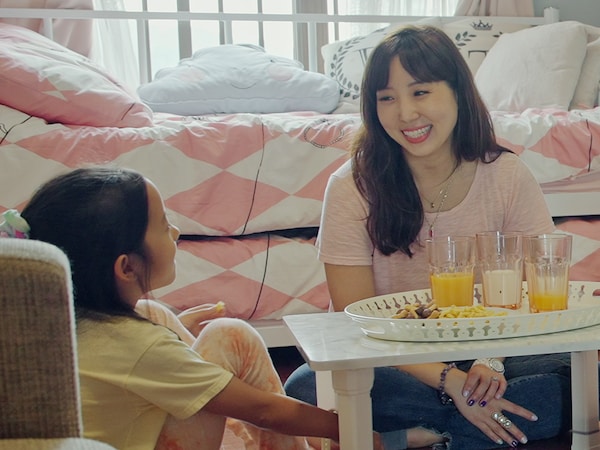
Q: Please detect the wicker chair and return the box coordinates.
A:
[0,238,115,450]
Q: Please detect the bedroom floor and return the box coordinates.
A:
[269,346,572,450]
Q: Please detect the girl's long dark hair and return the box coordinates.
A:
[21,166,149,320]
[352,25,508,257]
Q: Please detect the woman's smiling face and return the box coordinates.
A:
[376,56,458,161]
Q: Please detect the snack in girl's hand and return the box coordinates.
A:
[177,301,227,336]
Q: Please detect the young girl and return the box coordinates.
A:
[285,25,572,449]
[7,166,385,450]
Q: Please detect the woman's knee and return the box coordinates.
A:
[505,353,571,378]
[505,373,570,438]
[284,363,317,404]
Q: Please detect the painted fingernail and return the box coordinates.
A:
[511,440,519,447]
[531,414,538,421]
[521,436,529,444]
[496,439,504,445]
[479,400,487,407]
[462,390,470,397]
[468,399,475,406]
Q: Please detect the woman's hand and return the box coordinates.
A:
[444,366,535,447]
[462,364,507,407]
[453,394,537,447]
[177,301,226,336]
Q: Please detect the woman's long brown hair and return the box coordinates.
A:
[351,25,507,257]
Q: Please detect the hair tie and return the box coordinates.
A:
[0,209,30,239]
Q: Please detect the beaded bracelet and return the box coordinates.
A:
[438,362,457,405]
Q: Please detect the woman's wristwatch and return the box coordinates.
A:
[472,358,505,374]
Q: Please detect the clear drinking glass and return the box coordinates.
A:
[476,231,523,310]
[523,233,572,313]
[426,236,476,308]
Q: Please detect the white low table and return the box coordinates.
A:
[283,312,600,450]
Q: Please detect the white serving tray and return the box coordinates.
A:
[344,282,600,342]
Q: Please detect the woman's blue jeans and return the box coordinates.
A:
[284,354,575,450]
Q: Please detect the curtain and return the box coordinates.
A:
[339,0,459,16]
[0,0,93,56]
[334,0,460,38]
[454,0,534,16]
[91,0,139,89]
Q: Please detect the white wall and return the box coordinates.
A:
[534,0,600,27]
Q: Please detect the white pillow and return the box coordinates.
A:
[442,19,530,75]
[570,25,600,109]
[321,17,443,112]
[475,21,588,112]
[137,44,340,115]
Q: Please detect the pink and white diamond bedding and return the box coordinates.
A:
[1,102,600,320]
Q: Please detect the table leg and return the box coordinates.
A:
[571,350,600,450]
[316,370,336,410]
[331,368,375,450]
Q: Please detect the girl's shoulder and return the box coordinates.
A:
[78,314,177,350]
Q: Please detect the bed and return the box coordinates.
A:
[1,6,599,348]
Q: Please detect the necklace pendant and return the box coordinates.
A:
[430,202,435,209]
[429,227,434,238]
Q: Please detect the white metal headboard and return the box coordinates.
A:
[0,7,559,84]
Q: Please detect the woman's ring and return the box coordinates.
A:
[492,412,512,428]
[492,376,499,382]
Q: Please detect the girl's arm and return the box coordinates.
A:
[203,376,342,441]
[204,377,384,449]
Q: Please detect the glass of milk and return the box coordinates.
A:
[476,231,523,310]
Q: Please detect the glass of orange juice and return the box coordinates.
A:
[426,236,475,307]
[523,233,572,313]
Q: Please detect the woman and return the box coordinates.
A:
[285,25,571,450]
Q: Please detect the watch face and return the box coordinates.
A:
[490,359,504,372]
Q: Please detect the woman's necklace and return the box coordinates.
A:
[423,185,446,211]
[421,165,459,211]
[424,164,461,238]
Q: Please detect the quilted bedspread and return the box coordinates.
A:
[2,104,600,320]
[2,104,600,236]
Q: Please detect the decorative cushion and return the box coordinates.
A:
[442,18,530,75]
[570,25,600,109]
[0,22,153,128]
[321,17,443,111]
[136,44,340,115]
[475,21,588,112]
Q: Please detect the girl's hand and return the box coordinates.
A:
[462,364,507,407]
[453,395,537,447]
[373,431,385,450]
[177,301,226,336]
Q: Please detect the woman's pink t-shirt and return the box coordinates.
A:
[317,152,555,294]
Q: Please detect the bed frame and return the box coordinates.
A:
[0,6,559,78]
[4,6,593,348]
